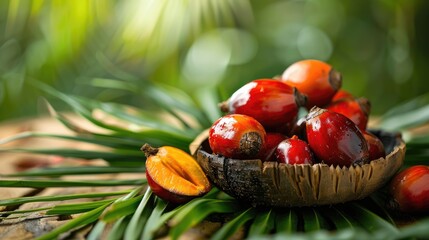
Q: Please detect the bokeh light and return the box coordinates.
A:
[0,0,427,120]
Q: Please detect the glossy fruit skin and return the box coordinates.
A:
[305,107,369,167]
[389,165,429,213]
[281,59,342,109]
[288,117,307,140]
[259,133,287,162]
[275,135,314,164]
[209,114,266,159]
[220,79,306,131]
[331,89,354,102]
[326,97,370,131]
[363,131,386,160]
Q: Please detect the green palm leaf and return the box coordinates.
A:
[2,166,144,177]
[302,207,329,232]
[1,79,429,239]
[0,189,130,206]
[124,188,155,240]
[169,198,241,239]
[46,199,116,215]
[107,216,132,240]
[274,208,299,233]
[0,179,144,188]
[35,203,111,240]
[378,92,429,131]
[141,197,169,240]
[211,207,257,240]
[248,208,275,236]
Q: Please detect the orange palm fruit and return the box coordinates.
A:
[331,89,354,102]
[142,144,211,203]
[281,59,342,109]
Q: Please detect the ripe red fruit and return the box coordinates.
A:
[281,59,342,108]
[305,107,369,167]
[389,165,429,213]
[331,89,354,102]
[219,79,306,131]
[259,133,287,162]
[209,114,266,159]
[275,135,314,164]
[363,131,385,161]
[325,97,371,131]
[288,117,307,140]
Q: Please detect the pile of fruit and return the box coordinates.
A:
[209,59,385,167]
[143,59,427,212]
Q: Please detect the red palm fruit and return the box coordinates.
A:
[259,133,287,162]
[363,131,386,161]
[281,59,342,109]
[305,107,369,167]
[325,97,370,131]
[389,165,429,213]
[288,117,307,140]
[209,114,266,159]
[219,79,307,131]
[275,135,314,164]
[331,89,354,102]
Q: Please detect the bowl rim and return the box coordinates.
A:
[190,129,406,207]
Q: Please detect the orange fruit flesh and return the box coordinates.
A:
[146,146,211,196]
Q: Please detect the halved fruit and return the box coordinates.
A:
[142,144,211,203]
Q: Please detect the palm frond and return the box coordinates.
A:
[2,166,144,177]
[1,80,429,239]
[46,199,116,215]
[123,188,155,239]
[378,92,429,131]
[274,208,299,233]
[0,189,131,206]
[34,203,110,240]
[211,207,256,240]
[248,209,275,236]
[0,179,144,188]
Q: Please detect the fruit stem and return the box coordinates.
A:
[141,143,159,157]
[218,100,229,113]
[357,97,371,117]
[293,88,308,108]
[329,68,342,91]
[306,106,326,121]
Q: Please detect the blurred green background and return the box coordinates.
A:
[0,0,428,122]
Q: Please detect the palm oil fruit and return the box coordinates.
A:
[288,117,307,141]
[275,135,314,164]
[209,114,266,159]
[389,165,429,213]
[331,89,354,102]
[219,79,306,131]
[326,97,371,131]
[142,144,211,204]
[281,59,342,109]
[259,132,287,162]
[363,131,386,161]
[305,107,369,167]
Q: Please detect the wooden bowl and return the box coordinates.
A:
[190,129,406,207]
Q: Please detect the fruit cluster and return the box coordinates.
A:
[210,59,386,167]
